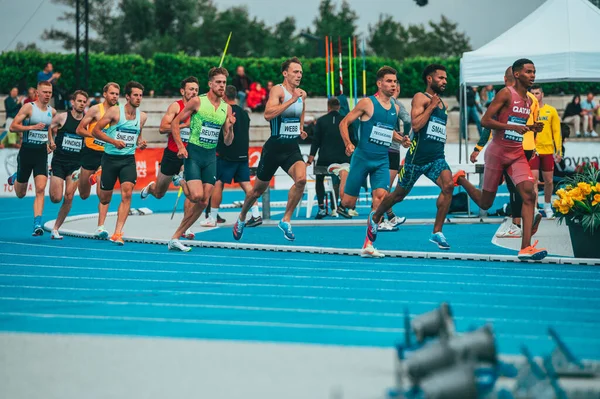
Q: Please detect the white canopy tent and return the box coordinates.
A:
[457,0,600,161]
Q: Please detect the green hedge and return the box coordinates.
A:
[1,51,597,98]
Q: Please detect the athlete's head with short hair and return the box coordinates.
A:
[71,90,88,113]
[225,85,237,102]
[512,58,535,89]
[281,57,303,88]
[422,64,447,94]
[180,76,199,101]
[376,66,397,98]
[327,97,340,111]
[504,66,515,86]
[36,80,53,105]
[208,67,228,98]
[530,84,544,103]
[586,91,594,102]
[102,82,120,107]
[125,81,144,108]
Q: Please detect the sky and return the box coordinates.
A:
[0,0,548,53]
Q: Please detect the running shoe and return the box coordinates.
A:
[452,170,466,187]
[89,169,101,186]
[327,163,342,176]
[278,220,295,241]
[378,220,399,232]
[109,232,124,246]
[361,244,385,258]
[315,208,327,219]
[181,229,195,240]
[366,211,379,242]
[7,172,17,186]
[71,169,80,182]
[591,131,599,138]
[168,239,192,252]
[388,216,407,227]
[543,205,554,219]
[496,223,522,238]
[336,206,352,219]
[32,225,44,236]
[330,209,338,217]
[430,232,451,250]
[172,172,184,187]
[216,214,226,224]
[232,218,246,240]
[95,226,109,239]
[518,240,548,261]
[51,229,63,240]
[246,216,263,228]
[532,213,543,236]
[201,216,217,227]
[348,209,359,217]
[140,181,154,199]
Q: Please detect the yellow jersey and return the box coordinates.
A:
[522,92,539,151]
[535,103,562,156]
[84,103,108,152]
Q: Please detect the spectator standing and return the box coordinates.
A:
[580,92,599,137]
[246,82,267,112]
[232,66,251,109]
[37,62,61,84]
[23,87,37,105]
[480,85,496,107]
[466,85,484,138]
[2,87,22,148]
[562,94,583,138]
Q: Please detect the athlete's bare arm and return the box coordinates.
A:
[48,112,68,150]
[159,102,183,134]
[339,98,372,155]
[411,93,440,132]
[76,105,100,137]
[481,88,529,134]
[9,103,39,132]
[137,112,148,150]
[171,96,200,158]
[92,106,125,149]
[299,93,308,140]
[222,104,236,146]
[264,85,305,121]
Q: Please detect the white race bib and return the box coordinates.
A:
[180,127,191,143]
[280,117,300,139]
[28,129,48,144]
[115,129,138,148]
[426,119,447,142]
[504,117,526,142]
[199,124,220,144]
[62,133,83,152]
[369,124,394,147]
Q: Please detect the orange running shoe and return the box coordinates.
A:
[109,232,124,246]
[518,240,547,261]
[89,169,102,186]
[452,170,466,187]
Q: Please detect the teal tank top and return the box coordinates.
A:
[356,96,397,156]
[405,93,447,165]
[22,102,53,149]
[104,104,141,156]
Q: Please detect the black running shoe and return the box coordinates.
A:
[216,214,226,224]
[246,216,263,227]
[336,206,352,219]
[315,208,327,219]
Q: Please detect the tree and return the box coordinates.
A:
[368,15,471,60]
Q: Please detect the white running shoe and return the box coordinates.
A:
[181,229,195,240]
[348,209,359,217]
[591,131,599,138]
[544,206,554,219]
[140,181,154,199]
[378,220,399,232]
[172,172,184,187]
[200,216,217,227]
[94,226,109,240]
[327,163,342,176]
[168,239,192,252]
[496,223,522,238]
[71,169,80,182]
[330,209,339,217]
[388,216,407,227]
[51,229,63,240]
[361,244,385,258]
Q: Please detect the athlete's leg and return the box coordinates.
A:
[516,180,536,250]
[211,180,225,210]
[433,169,454,234]
[78,168,94,199]
[148,171,173,199]
[49,175,65,204]
[96,182,109,228]
[283,160,307,222]
[33,175,47,219]
[239,179,269,221]
[542,170,554,204]
[53,176,78,231]
[455,173,497,210]
[389,169,399,189]
[315,174,326,208]
[172,182,212,239]
[338,170,348,199]
[113,182,134,235]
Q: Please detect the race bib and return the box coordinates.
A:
[62,133,83,152]
[27,129,48,144]
[199,122,221,145]
[115,128,138,148]
[180,127,191,143]
[280,117,301,139]
[426,117,447,143]
[504,116,527,142]
[369,123,394,147]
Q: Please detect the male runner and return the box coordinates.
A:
[8,81,56,235]
[530,85,561,218]
[232,57,307,242]
[91,81,148,245]
[365,64,455,253]
[454,59,547,260]
[167,67,235,252]
[337,66,402,258]
[47,90,88,239]
[202,85,261,227]
[469,67,542,238]
[140,76,198,239]
[75,82,120,239]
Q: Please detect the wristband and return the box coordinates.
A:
[474,145,483,152]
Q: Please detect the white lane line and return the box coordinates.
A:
[0,311,404,333]
[2,283,597,314]
[2,262,598,292]
[2,296,598,328]
[0,252,593,283]
[0,273,598,302]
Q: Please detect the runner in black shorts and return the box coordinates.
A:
[47,90,88,239]
[7,80,56,236]
[233,57,308,242]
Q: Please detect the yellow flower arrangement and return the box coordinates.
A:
[554,163,600,234]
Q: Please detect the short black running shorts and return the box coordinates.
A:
[100,153,137,190]
[16,147,48,183]
[256,137,303,182]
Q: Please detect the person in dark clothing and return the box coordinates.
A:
[307,97,352,219]
[562,94,583,137]
[2,87,22,147]
[466,85,483,138]
[232,66,252,110]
